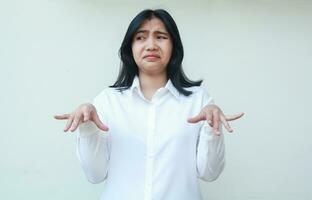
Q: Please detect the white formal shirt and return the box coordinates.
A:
[76,76,225,200]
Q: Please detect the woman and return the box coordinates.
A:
[55,9,243,200]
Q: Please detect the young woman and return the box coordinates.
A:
[55,9,243,200]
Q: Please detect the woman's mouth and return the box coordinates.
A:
[144,54,160,61]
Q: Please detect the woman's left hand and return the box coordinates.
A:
[187,104,244,135]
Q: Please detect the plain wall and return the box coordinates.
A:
[1,0,311,199]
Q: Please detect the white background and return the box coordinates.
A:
[1,0,311,199]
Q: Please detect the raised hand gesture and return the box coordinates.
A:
[54,103,109,132]
[188,104,244,135]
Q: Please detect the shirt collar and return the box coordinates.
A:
[130,76,180,100]
[130,75,140,92]
[165,78,180,100]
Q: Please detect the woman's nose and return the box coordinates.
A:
[146,38,158,51]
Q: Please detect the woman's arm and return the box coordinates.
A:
[77,119,110,184]
[196,124,225,181]
[76,94,111,184]
[187,88,243,181]
[55,92,110,184]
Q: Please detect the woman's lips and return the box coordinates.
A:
[144,55,160,61]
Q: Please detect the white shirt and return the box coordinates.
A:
[76,76,225,200]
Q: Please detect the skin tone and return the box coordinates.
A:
[54,103,109,132]
[131,17,172,100]
[54,17,244,135]
[188,106,244,135]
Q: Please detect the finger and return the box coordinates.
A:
[83,111,90,122]
[54,114,70,120]
[187,113,205,123]
[206,111,213,126]
[69,113,82,132]
[91,112,109,132]
[225,112,244,121]
[63,115,74,132]
[212,111,220,135]
[220,115,233,133]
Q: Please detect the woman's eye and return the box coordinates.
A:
[157,36,167,39]
[136,36,145,40]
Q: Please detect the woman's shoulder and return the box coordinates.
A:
[95,87,120,99]
[95,87,133,102]
[184,85,209,96]
[183,85,213,104]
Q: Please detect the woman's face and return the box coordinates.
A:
[132,17,173,76]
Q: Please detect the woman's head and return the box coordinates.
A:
[111,9,202,96]
[131,17,173,77]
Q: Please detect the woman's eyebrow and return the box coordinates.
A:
[135,29,169,36]
[135,30,148,34]
[154,30,169,36]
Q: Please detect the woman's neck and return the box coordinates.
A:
[138,73,167,100]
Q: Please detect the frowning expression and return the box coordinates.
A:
[132,17,173,76]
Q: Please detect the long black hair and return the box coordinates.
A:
[110,9,202,96]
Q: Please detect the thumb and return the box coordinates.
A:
[225,112,244,121]
[54,114,70,120]
[92,112,109,132]
[187,113,205,123]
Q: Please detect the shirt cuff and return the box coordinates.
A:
[199,124,222,141]
[78,121,108,138]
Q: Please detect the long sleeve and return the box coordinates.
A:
[76,93,111,184]
[196,124,225,181]
[196,88,225,182]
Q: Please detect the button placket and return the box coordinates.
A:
[144,103,156,200]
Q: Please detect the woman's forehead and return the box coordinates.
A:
[136,18,168,33]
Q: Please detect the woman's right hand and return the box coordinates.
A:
[54,103,109,132]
